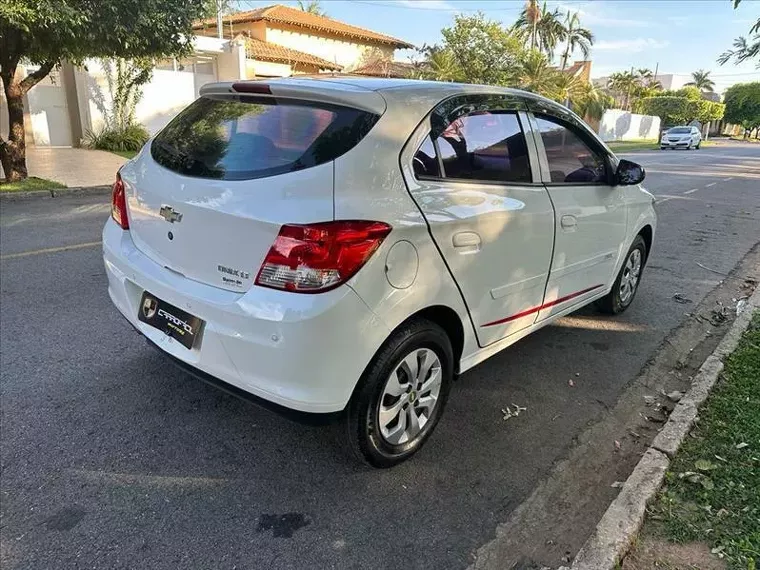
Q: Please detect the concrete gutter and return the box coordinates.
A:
[565,284,760,570]
[0,185,111,201]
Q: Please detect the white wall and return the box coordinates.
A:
[2,67,73,146]
[598,109,661,141]
[80,59,218,137]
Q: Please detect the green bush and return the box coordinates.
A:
[84,123,149,152]
[637,96,725,126]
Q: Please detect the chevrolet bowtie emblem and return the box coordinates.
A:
[159,205,183,223]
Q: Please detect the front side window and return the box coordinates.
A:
[430,111,531,183]
[534,115,607,184]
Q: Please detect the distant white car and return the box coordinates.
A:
[104,77,656,467]
[660,126,702,150]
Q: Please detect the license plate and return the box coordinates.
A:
[137,292,204,349]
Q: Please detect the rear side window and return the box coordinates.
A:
[151,95,379,180]
[534,115,607,184]
[413,135,440,178]
[414,111,531,184]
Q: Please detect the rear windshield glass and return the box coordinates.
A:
[668,127,691,134]
[151,95,380,180]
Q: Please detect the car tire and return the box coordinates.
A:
[696,142,701,149]
[595,235,647,315]
[343,318,453,468]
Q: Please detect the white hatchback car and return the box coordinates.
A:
[660,125,702,150]
[104,77,656,467]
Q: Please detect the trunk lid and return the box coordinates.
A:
[120,83,384,293]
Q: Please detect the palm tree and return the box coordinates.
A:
[570,82,614,122]
[608,71,637,110]
[514,1,566,59]
[297,0,325,16]
[685,69,716,92]
[559,12,593,70]
[552,71,585,106]
[426,49,462,82]
[519,51,558,96]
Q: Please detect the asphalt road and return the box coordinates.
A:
[1,141,759,570]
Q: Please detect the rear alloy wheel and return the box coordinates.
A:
[596,235,647,314]
[344,319,453,468]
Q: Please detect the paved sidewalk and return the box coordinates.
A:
[1,147,126,187]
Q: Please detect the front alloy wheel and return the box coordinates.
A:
[344,319,453,468]
[618,248,642,306]
[596,235,647,314]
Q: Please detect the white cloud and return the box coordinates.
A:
[593,38,670,52]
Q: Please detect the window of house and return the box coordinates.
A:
[534,115,608,184]
[426,111,531,183]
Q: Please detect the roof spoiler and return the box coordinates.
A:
[199,79,387,115]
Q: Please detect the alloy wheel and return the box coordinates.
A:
[378,348,442,445]
[619,248,642,305]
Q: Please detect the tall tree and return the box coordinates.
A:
[607,71,637,110]
[513,2,565,59]
[723,82,760,136]
[440,13,525,86]
[559,12,593,70]
[0,0,205,182]
[297,1,326,16]
[686,69,716,92]
[519,50,558,96]
[718,0,759,68]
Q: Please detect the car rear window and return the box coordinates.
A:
[151,95,380,180]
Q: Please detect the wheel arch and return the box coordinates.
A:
[637,224,654,262]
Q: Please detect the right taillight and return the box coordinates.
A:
[255,221,392,293]
[111,172,129,229]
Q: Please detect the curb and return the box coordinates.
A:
[0,185,111,201]
[566,284,760,570]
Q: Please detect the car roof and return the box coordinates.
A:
[204,75,557,109]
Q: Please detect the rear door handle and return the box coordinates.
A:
[452,231,481,250]
[561,215,577,230]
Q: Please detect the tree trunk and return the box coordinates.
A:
[0,76,28,181]
[1,61,56,182]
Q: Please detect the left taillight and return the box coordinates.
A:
[111,172,129,229]
[255,220,392,293]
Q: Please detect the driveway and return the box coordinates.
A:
[0,147,126,187]
[1,141,759,570]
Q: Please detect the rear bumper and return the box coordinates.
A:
[103,219,390,413]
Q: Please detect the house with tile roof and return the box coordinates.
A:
[193,4,413,78]
[4,6,412,149]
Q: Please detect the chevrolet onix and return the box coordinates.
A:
[104,77,656,467]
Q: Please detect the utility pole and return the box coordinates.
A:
[216,0,223,39]
[653,62,659,85]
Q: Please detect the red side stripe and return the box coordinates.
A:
[482,284,604,327]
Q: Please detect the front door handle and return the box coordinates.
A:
[561,215,577,230]
[452,231,481,250]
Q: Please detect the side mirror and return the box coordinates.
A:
[615,159,645,186]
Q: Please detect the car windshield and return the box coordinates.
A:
[151,95,379,180]
[668,127,691,134]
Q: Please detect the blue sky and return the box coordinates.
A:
[238,0,760,92]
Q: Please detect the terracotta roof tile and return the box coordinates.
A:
[243,37,342,70]
[195,4,413,48]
